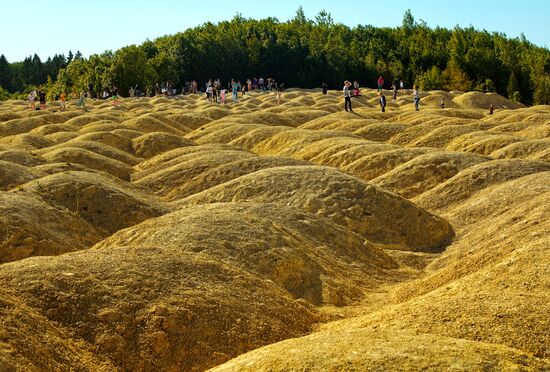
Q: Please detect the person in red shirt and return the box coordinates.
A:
[377,76,384,91]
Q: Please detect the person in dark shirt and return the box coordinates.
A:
[379,92,386,112]
[322,82,328,95]
[39,91,46,110]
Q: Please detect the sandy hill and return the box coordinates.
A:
[0,89,548,371]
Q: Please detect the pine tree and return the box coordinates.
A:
[0,54,12,91]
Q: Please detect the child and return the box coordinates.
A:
[28,90,37,110]
[353,82,361,97]
[112,86,119,106]
[60,92,66,112]
[220,88,226,105]
[77,92,87,111]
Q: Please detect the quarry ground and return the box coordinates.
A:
[0,88,549,371]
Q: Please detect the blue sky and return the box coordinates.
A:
[1,0,548,62]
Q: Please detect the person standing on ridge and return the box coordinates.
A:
[277,82,284,105]
[413,85,420,111]
[28,89,37,110]
[112,86,119,106]
[77,91,86,111]
[400,80,404,92]
[322,82,328,95]
[440,96,446,109]
[379,92,387,112]
[343,81,352,112]
[489,104,495,115]
[392,82,398,100]
[60,91,66,111]
[232,80,239,103]
[377,76,384,91]
[38,90,46,110]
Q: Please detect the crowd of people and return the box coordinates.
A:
[341,77,429,113]
[25,76,497,116]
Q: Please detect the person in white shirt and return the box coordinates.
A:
[343,81,352,112]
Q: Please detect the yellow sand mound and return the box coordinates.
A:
[446,132,524,155]
[0,133,54,149]
[0,229,318,371]
[211,327,549,371]
[308,142,399,168]
[44,131,80,144]
[344,147,435,181]
[40,147,133,180]
[408,125,481,148]
[0,90,547,370]
[38,139,141,165]
[381,173,550,358]
[97,203,399,306]
[0,117,50,137]
[74,131,134,153]
[414,159,550,213]
[132,132,195,158]
[121,115,190,135]
[371,151,489,198]
[134,149,256,199]
[133,143,241,176]
[0,161,44,190]
[0,289,114,371]
[452,91,524,110]
[16,171,169,234]
[491,138,550,159]
[0,148,44,166]
[186,122,267,145]
[228,125,294,150]
[252,129,360,157]
[164,156,309,198]
[29,123,79,136]
[0,192,101,263]
[179,166,453,251]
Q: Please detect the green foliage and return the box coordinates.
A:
[418,66,444,91]
[1,9,549,104]
[533,75,550,105]
[510,91,522,102]
[0,55,13,91]
[507,71,520,98]
[0,86,9,100]
[443,61,472,91]
[478,79,496,93]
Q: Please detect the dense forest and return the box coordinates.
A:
[1,9,549,104]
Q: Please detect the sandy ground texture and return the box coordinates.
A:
[0,88,548,371]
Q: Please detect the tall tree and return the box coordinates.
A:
[0,55,12,91]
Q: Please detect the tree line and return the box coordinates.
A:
[1,9,549,104]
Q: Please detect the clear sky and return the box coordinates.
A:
[1,0,548,62]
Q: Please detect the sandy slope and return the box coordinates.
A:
[0,89,548,371]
